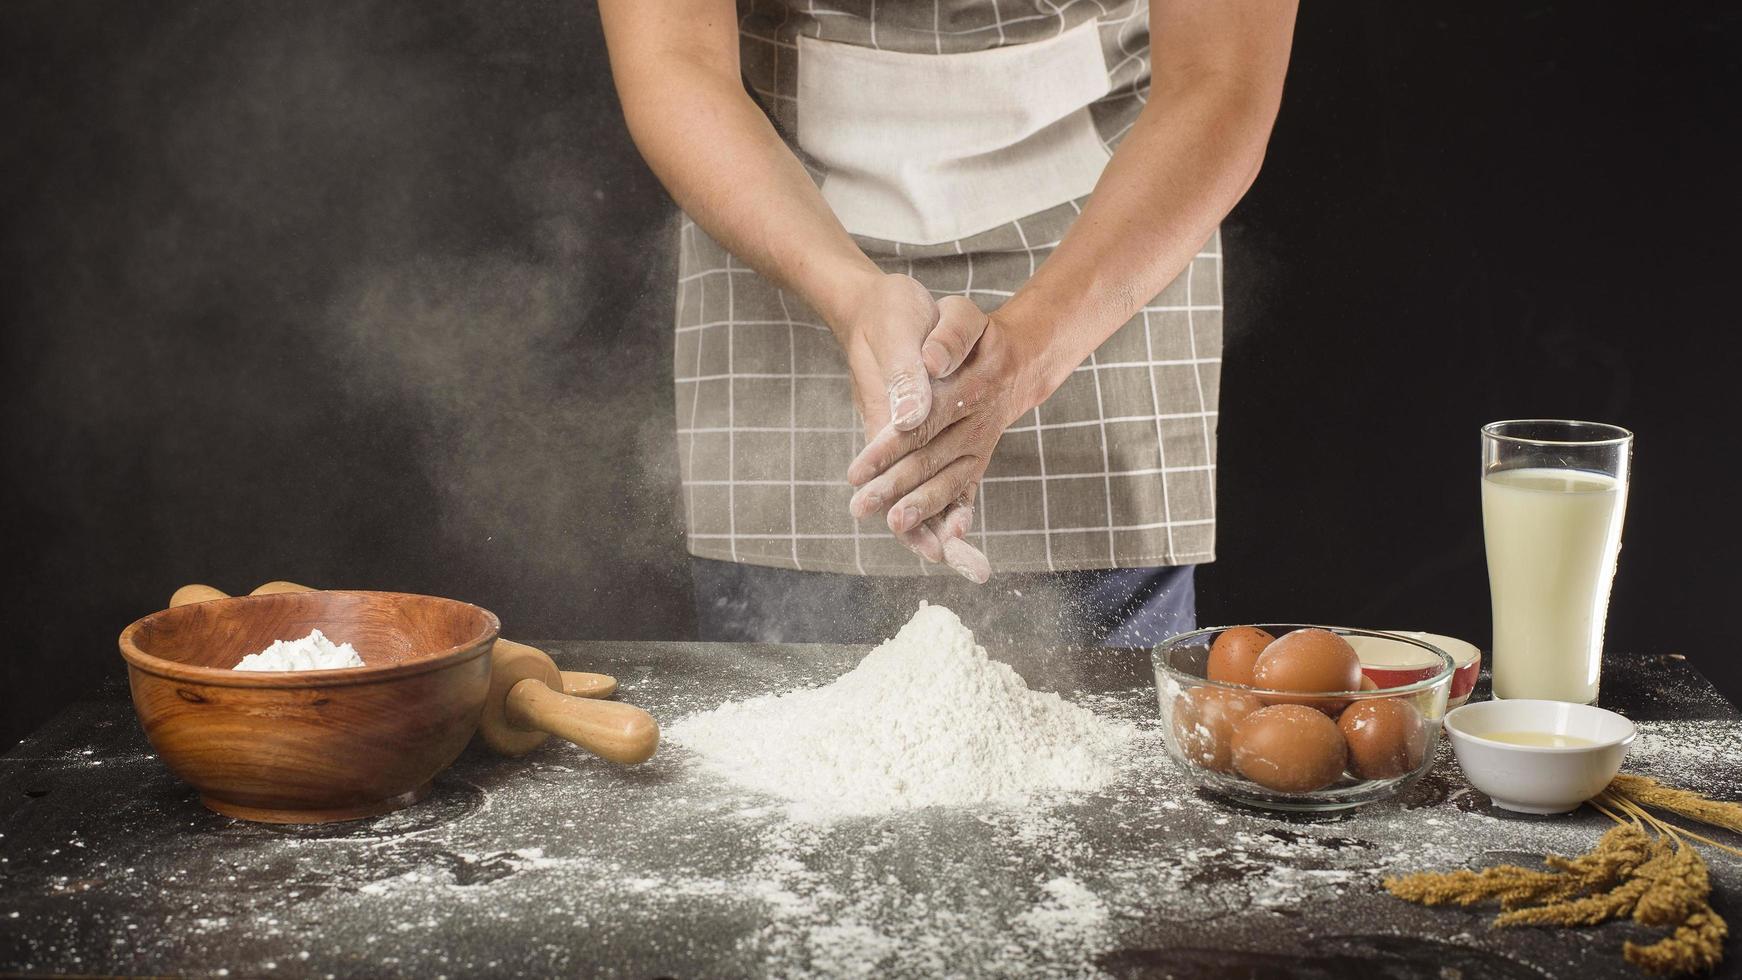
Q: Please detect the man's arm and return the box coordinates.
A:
[997,0,1299,400]
[598,1,873,330]
[847,0,1298,542]
[597,0,989,579]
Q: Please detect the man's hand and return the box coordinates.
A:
[835,273,992,434]
[846,302,1052,570]
[834,274,993,581]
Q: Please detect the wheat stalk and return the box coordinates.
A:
[1382,772,1738,976]
[1610,774,1742,837]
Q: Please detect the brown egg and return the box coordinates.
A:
[1338,698,1428,779]
[1251,628,1364,714]
[1171,686,1263,772]
[1206,626,1276,686]
[1231,704,1348,793]
[1359,674,1379,692]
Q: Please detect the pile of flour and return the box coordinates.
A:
[670,602,1131,819]
[233,629,365,671]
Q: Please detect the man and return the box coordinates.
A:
[599,0,1296,644]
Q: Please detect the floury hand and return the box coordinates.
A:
[834,274,991,582]
[848,302,1055,587]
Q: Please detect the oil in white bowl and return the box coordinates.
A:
[1480,730,1598,749]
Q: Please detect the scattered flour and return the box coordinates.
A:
[802,922,899,979]
[669,602,1133,820]
[232,629,365,672]
[1012,876,1112,949]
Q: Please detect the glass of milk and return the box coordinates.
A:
[1481,420,1632,704]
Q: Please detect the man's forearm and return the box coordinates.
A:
[998,0,1297,404]
[609,56,877,332]
[1001,74,1285,402]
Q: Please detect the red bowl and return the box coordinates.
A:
[1348,631,1481,708]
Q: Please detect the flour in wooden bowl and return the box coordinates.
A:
[669,602,1132,820]
[232,629,364,671]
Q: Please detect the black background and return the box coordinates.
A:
[3,2,1738,748]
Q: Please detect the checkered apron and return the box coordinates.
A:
[675,0,1221,576]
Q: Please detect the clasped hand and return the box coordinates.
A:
[836,273,1047,583]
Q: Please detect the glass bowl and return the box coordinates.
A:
[1152,624,1454,813]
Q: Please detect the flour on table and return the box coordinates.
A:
[669,602,1132,819]
[1013,875,1112,948]
[233,629,365,671]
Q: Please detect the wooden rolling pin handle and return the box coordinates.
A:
[166,581,317,609]
[169,581,317,609]
[504,678,659,765]
[170,584,231,608]
[251,581,315,596]
[561,671,618,699]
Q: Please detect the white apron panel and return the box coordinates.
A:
[796,19,1112,246]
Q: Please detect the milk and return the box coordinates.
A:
[1482,467,1626,703]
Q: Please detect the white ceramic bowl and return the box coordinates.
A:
[1445,700,1635,814]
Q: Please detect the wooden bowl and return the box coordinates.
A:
[118,590,498,823]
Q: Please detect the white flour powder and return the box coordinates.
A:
[233,629,365,671]
[670,602,1131,819]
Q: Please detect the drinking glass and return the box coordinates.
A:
[1481,420,1632,704]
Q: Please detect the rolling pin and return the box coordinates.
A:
[170,582,656,763]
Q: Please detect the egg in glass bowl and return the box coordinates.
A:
[1153,624,1454,812]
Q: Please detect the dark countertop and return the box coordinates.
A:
[1,644,1737,979]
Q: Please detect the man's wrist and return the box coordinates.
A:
[807,257,883,342]
[992,295,1080,411]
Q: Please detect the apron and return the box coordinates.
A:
[675,0,1221,576]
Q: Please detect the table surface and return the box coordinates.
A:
[1,644,1737,979]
